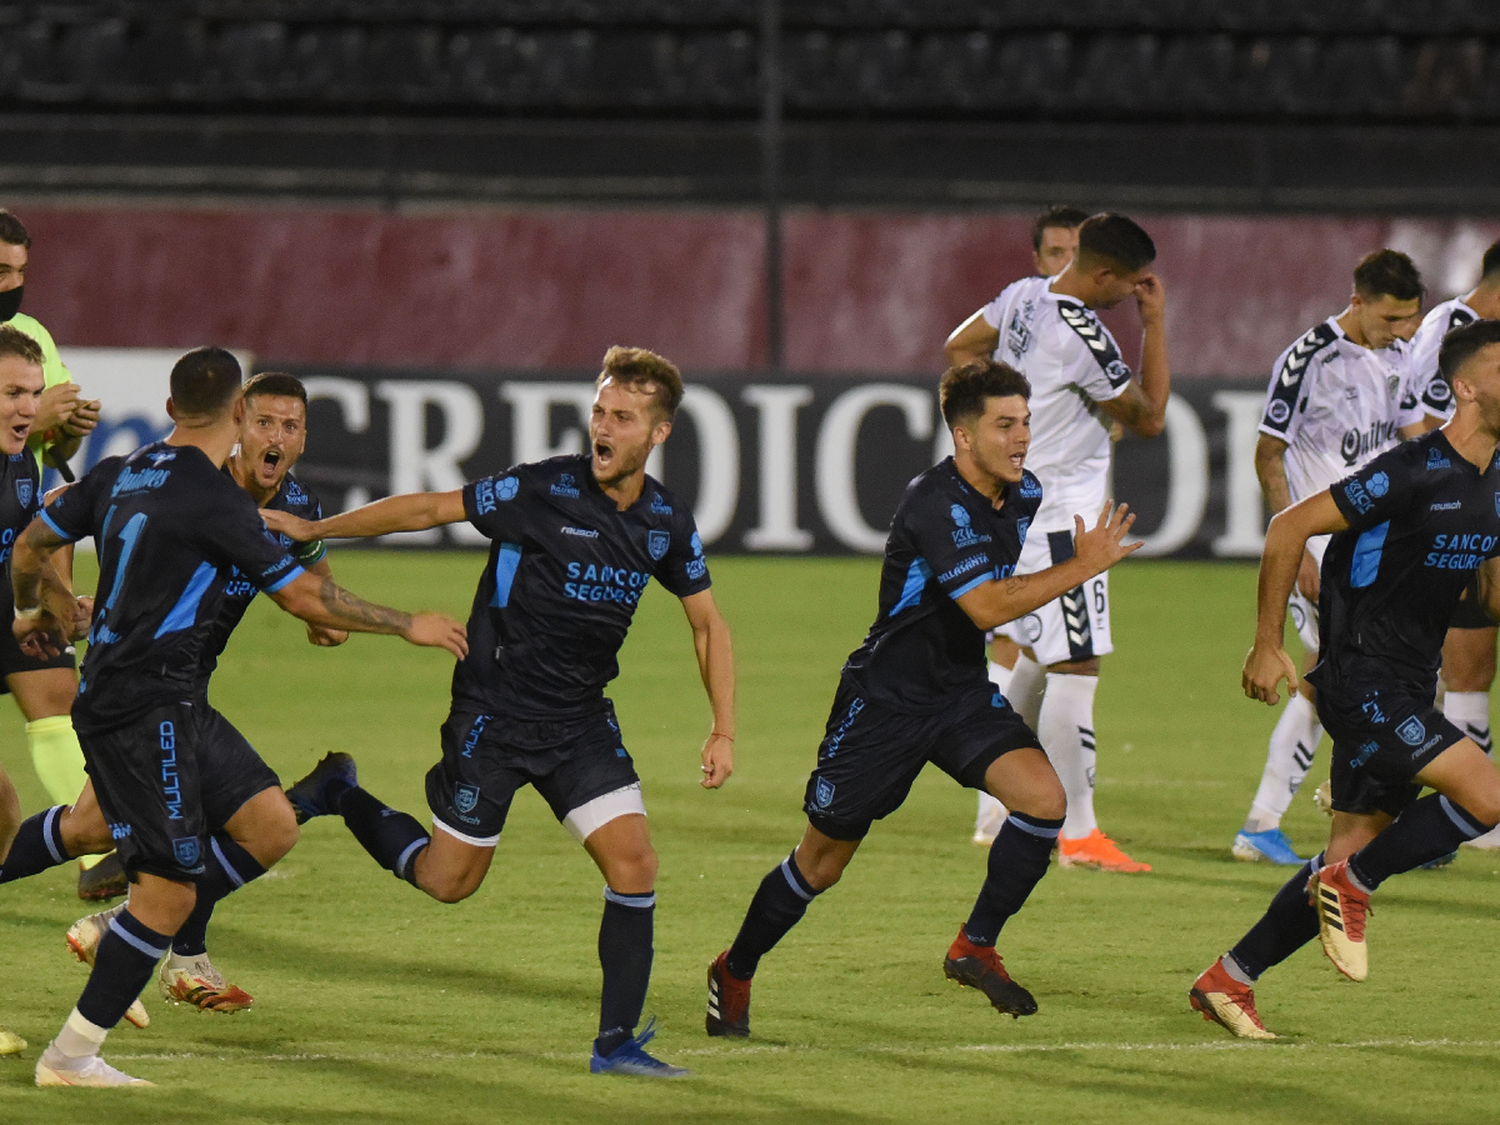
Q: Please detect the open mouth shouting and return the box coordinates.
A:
[593,438,615,474]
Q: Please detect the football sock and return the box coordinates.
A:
[0,804,69,882]
[1348,794,1493,890]
[963,812,1063,945]
[1246,693,1322,832]
[171,834,267,958]
[337,786,430,886]
[595,889,655,1056]
[27,714,88,807]
[76,909,170,1031]
[1227,855,1322,979]
[1442,691,1493,755]
[725,851,822,980]
[1007,653,1046,730]
[1038,672,1099,838]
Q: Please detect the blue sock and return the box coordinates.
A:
[338,786,430,885]
[1228,855,1322,980]
[1349,794,1493,890]
[0,805,70,883]
[595,889,655,1057]
[964,812,1063,945]
[725,851,821,980]
[172,834,267,957]
[77,909,171,1029]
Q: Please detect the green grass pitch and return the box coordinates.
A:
[2,554,1498,1124]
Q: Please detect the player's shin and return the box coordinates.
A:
[1348,794,1495,889]
[0,804,70,882]
[596,889,655,1057]
[1227,855,1323,979]
[171,834,266,957]
[724,851,822,980]
[963,812,1062,945]
[75,909,171,1033]
[338,786,430,884]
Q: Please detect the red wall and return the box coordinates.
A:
[15,204,1500,377]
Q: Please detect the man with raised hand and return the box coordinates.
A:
[704,359,1138,1041]
[1191,319,1500,1040]
[11,347,465,1087]
[262,346,735,1079]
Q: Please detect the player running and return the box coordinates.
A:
[1233,250,1427,865]
[1191,318,1500,1040]
[262,346,735,1079]
[704,358,1138,1040]
[945,212,1168,871]
[10,347,466,1087]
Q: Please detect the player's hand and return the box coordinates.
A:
[1296,548,1321,601]
[68,596,93,642]
[403,612,469,659]
[1243,642,1300,705]
[1134,273,1166,327]
[33,382,81,436]
[700,732,734,789]
[61,398,101,437]
[14,611,65,658]
[1073,501,1140,577]
[306,622,348,647]
[260,508,317,541]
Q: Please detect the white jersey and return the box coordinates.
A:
[1259,316,1422,507]
[1407,296,1479,421]
[981,275,1132,531]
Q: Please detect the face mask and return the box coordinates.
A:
[0,286,21,321]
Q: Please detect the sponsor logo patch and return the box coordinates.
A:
[550,473,580,499]
[1266,399,1291,425]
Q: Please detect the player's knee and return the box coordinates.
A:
[418,862,484,904]
[60,804,112,856]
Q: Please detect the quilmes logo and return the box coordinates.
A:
[111,465,171,497]
[14,476,31,508]
[1340,421,1397,467]
[1427,446,1452,471]
[551,472,580,499]
[950,503,990,548]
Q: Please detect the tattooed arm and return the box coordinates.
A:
[269,569,469,658]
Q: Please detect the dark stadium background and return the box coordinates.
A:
[4,0,1499,555]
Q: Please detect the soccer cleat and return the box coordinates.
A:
[35,1047,154,1087]
[1232,828,1305,866]
[285,752,357,824]
[1310,859,1370,982]
[158,954,254,1013]
[65,905,151,1029]
[705,949,751,1038]
[942,927,1037,1018]
[1188,959,1276,1040]
[77,852,129,902]
[590,1018,690,1078]
[1465,824,1500,851]
[0,1023,26,1055]
[1058,829,1151,872]
[1313,780,1334,818]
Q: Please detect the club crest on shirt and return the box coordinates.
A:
[14,477,31,508]
[648,529,670,560]
[172,836,201,867]
[1395,716,1426,746]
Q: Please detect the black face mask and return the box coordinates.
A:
[0,286,21,322]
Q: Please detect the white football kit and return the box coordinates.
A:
[1407,296,1478,422]
[980,275,1132,665]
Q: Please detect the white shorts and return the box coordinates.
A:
[1288,532,1328,655]
[998,526,1113,665]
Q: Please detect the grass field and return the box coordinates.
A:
[2,554,1498,1125]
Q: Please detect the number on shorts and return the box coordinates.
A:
[1092,579,1106,615]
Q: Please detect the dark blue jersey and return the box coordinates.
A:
[41,441,304,731]
[202,469,327,674]
[0,450,42,610]
[1312,430,1500,696]
[455,454,711,721]
[842,458,1042,712]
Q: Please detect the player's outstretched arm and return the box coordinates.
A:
[1243,491,1348,705]
[269,570,468,659]
[10,516,83,657]
[944,310,1001,367]
[262,489,467,542]
[955,501,1138,631]
[680,589,735,789]
[301,558,348,647]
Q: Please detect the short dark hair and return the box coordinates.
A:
[1353,249,1423,302]
[0,323,43,367]
[597,345,683,420]
[1481,238,1500,281]
[243,370,308,407]
[1438,318,1500,388]
[1031,205,1090,253]
[940,359,1031,429]
[0,210,30,249]
[1075,212,1156,274]
[169,346,243,420]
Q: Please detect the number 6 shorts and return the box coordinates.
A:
[997,528,1112,664]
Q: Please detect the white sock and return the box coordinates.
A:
[987,660,1012,693]
[1443,691,1493,755]
[1007,653,1046,730]
[1245,693,1323,833]
[52,1008,108,1061]
[1038,672,1099,839]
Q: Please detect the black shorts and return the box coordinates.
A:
[1317,683,1465,819]
[1449,573,1494,630]
[80,699,280,882]
[0,619,75,691]
[425,702,641,844]
[802,677,1041,841]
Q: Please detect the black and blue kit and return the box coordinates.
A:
[427,454,711,842]
[0,449,75,683]
[804,458,1044,840]
[40,442,305,880]
[1311,430,1500,816]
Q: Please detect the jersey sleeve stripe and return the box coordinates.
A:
[949,568,999,600]
[1261,323,1338,435]
[261,564,305,595]
[889,557,932,616]
[39,509,77,543]
[1057,303,1130,384]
